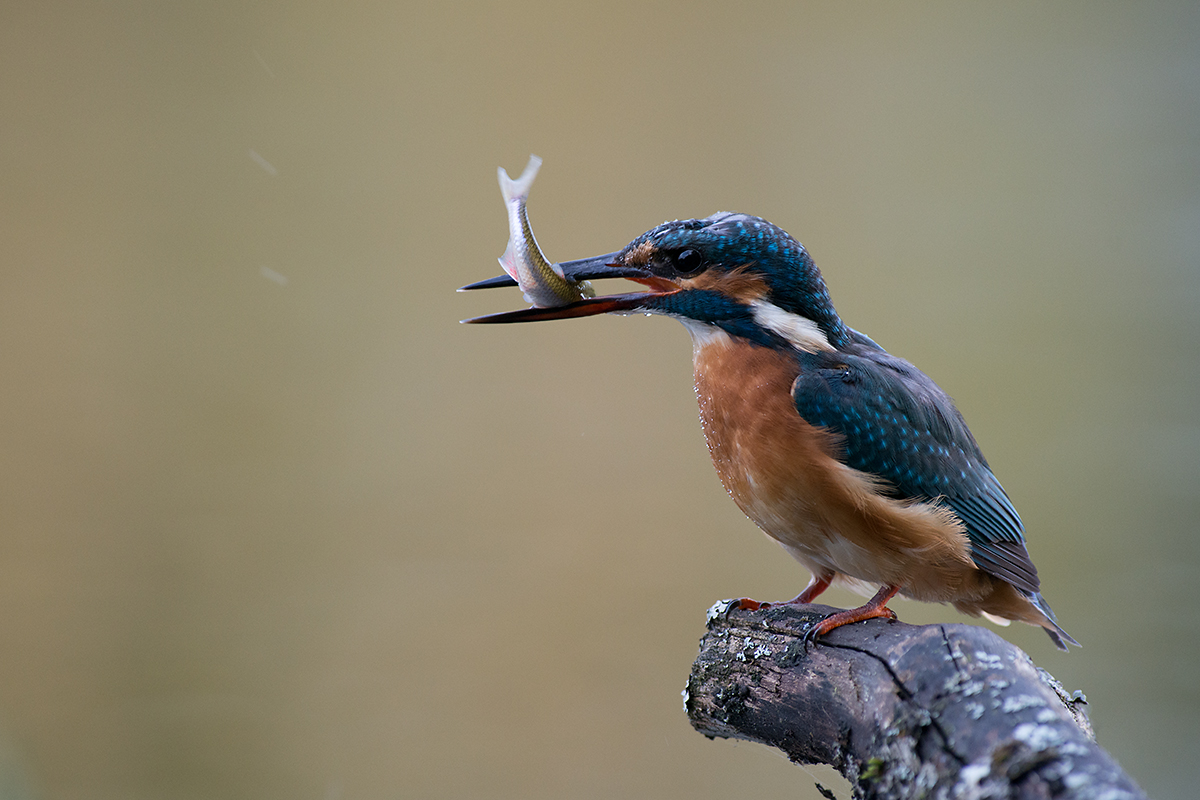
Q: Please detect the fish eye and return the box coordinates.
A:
[673,248,704,275]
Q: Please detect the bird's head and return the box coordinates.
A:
[463,213,849,352]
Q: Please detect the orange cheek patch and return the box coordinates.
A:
[684,264,769,303]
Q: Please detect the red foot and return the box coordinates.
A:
[733,574,834,612]
[807,584,902,641]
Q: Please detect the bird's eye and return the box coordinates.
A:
[673,248,704,275]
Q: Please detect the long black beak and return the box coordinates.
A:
[459,251,677,324]
[457,252,633,292]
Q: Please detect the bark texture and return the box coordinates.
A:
[685,601,1145,800]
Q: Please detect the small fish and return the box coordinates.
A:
[497,155,594,307]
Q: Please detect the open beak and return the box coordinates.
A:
[460,252,675,324]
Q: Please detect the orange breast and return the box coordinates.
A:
[691,334,981,603]
[693,336,830,534]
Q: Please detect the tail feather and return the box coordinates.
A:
[1027,591,1080,651]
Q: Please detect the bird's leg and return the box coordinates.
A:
[733,573,833,611]
[804,583,901,644]
[789,573,832,604]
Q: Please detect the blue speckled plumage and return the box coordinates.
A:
[631,214,850,347]
[791,345,1041,595]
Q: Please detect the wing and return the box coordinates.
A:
[791,345,1041,594]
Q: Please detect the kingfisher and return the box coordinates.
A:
[463,212,1077,650]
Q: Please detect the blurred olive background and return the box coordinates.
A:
[1,2,1197,798]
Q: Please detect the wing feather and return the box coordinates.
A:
[792,343,1041,594]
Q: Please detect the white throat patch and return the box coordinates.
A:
[679,318,732,356]
[749,300,833,353]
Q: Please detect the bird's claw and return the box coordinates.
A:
[800,617,827,652]
[706,597,778,629]
[706,599,744,628]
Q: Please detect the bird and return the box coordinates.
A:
[463,212,1077,650]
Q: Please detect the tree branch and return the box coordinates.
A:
[685,602,1146,800]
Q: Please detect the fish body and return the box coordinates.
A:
[497,155,594,307]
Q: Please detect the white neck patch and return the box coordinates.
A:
[749,300,833,353]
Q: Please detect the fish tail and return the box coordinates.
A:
[498,155,542,204]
